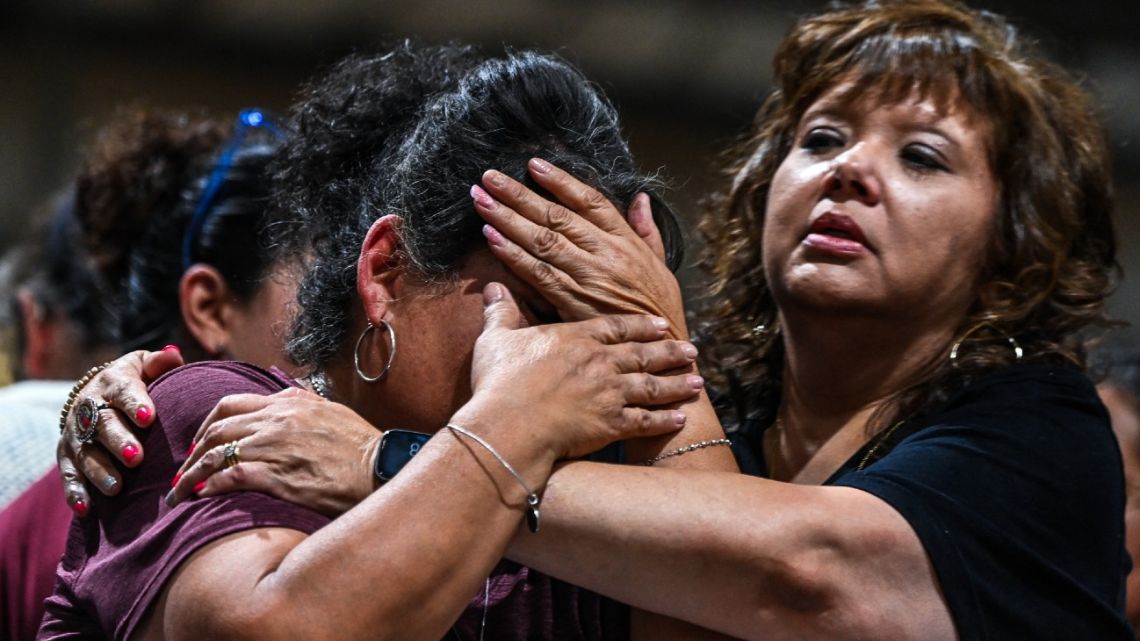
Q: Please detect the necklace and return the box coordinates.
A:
[765,416,907,477]
[856,420,906,471]
[450,577,491,641]
[303,370,332,400]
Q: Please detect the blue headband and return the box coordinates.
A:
[180,108,283,272]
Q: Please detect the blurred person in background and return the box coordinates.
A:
[0,189,118,506]
[1,106,291,641]
[1093,336,1140,637]
[0,189,118,641]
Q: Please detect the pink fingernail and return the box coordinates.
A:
[482,224,506,247]
[187,441,196,457]
[73,499,88,517]
[652,317,669,330]
[193,481,206,494]
[484,170,506,187]
[135,406,153,423]
[681,343,698,359]
[471,185,496,209]
[162,344,180,353]
[687,375,705,390]
[122,444,140,464]
[529,158,552,174]
[674,411,687,426]
[171,472,182,488]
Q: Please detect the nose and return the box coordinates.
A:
[822,145,881,206]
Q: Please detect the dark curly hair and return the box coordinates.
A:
[698,0,1117,432]
[269,43,482,368]
[77,108,284,356]
[279,46,684,369]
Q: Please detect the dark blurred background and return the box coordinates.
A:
[2,0,1138,319]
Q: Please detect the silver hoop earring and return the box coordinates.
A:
[354,320,397,383]
[949,322,1023,369]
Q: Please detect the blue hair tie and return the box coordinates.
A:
[180,108,284,272]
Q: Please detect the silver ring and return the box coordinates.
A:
[74,397,112,445]
[223,441,241,469]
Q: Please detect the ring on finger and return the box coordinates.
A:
[74,397,113,446]
[223,441,241,469]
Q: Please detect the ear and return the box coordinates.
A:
[16,288,51,379]
[179,264,239,357]
[357,214,404,324]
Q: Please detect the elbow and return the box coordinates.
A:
[750,527,907,639]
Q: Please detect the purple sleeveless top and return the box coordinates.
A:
[37,361,626,640]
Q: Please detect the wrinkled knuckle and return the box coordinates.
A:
[201,448,224,470]
[532,227,562,257]
[609,316,632,341]
[583,187,609,211]
[533,260,561,289]
[545,203,572,229]
[642,374,662,399]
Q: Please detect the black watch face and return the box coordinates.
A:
[376,429,432,481]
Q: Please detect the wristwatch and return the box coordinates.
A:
[373,429,433,484]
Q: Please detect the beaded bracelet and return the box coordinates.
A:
[58,362,112,434]
[639,438,732,466]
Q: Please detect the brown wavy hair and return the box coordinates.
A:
[698,0,1118,433]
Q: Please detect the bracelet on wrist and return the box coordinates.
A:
[446,423,542,533]
[639,438,732,466]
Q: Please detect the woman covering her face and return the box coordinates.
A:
[41,47,712,641]
[55,0,1130,638]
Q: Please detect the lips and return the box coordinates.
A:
[802,212,871,255]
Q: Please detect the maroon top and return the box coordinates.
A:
[1,469,72,641]
[38,361,626,640]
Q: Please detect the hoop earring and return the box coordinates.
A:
[354,320,397,383]
[949,322,1023,369]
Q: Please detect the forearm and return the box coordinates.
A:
[624,390,739,472]
[166,409,551,641]
[507,463,946,641]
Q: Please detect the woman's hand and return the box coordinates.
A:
[167,388,380,516]
[57,346,184,515]
[454,283,703,463]
[472,159,688,338]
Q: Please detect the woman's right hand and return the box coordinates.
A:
[57,346,183,515]
[454,283,703,463]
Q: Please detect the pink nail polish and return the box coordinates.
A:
[687,375,705,390]
[529,158,552,174]
[73,499,88,517]
[482,224,506,247]
[187,441,196,457]
[135,406,153,423]
[171,472,182,488]
[162,344,180,354]
[193,481,207,494]
[122,444,140,464]
[470,184,496,209]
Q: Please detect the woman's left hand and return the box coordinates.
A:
[472,159,688,338]
[166,387,380,515]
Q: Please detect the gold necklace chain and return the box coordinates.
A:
[856,420,907,471]
[766,416,907,476]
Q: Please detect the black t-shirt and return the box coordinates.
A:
[730,365,1133,640]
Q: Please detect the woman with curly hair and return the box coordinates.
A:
[466,0,1127,638]
[58,1,1130,638]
